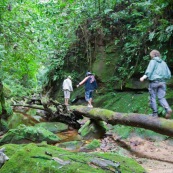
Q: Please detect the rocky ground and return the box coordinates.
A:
[77,116,173,173]
[1,127,173,173]
[100,134,173,173]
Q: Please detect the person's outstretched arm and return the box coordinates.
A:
[77,76,89,87]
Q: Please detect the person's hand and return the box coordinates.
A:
[140,75,147,82]
[76,84,79,88]
[140,77,144,82]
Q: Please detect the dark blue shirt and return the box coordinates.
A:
[85,76,98,91]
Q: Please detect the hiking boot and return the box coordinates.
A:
[151,113,158,118]
[165,109,172,119]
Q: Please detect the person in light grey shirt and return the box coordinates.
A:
[62,76,73,105]
[140,50,172,118]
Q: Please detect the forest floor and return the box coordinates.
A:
[100,134,173,173]
[1,128,173,173]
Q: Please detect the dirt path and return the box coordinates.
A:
[100,135,173,173]
[128,137,173,173]
[138,159,173,173]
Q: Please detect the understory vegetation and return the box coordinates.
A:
[0,1,173,172]
[0,0,172,137]
[0,0,173,100]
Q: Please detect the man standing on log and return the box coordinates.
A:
[77,72,98,108]
[62,76,73,106]
[140,50,172,118]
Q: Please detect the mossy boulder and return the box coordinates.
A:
[80,139,101,152]
[8,112,39,129]
[94,91,150,113]
[92,44,119,83]
[78,120,106,140]
[0,143,145,173]
[0,125,61,144]
[125,78,148,89]
[0,119,9,132]
[84,139,100,150]
[57,141,84,151]
[94,88,173,139]
[35,122,68,133]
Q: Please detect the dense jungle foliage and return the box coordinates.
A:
[0,1,173,172]
[0,0,173,109]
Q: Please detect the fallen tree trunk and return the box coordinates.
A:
[11,101,83,129]
[71,105,173,137]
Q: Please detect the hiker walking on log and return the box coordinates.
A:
[140,50,172,118]
[62,76,73,106]
[77,72,98,108]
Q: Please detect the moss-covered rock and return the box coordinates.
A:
[8,112,39,129]
[94,88,173,139]
[78,120,106,140]
[125,78,148,89]
[0,125,61,144]
[0,143,145,173]
[92,45,119,83]
[57,141,84,151]
[35,122,68,133]
[81,139,101,151]
[94,91,150,114]
[0,119,8,132]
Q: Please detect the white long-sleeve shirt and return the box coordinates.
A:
[62,78,73,92]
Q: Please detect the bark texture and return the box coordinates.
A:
[71,105,173,137]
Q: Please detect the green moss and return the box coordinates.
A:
[95,91,150,114]
[71,86,85,103]
[3,84,12,98]
[94,90,173,139]
[1,119,9,132]
[27,109,37,116]
[78,120,90,137]
[161,119,173,130]
[92,45,120,83]
[85,139,101,150]
[111,125,168,140]
[78,120,106,139]
[35,122,68,133]
[89,108,114,118]
[112,125,134,139]
[0,125,61,144]
[57,141,84,150]
[8,113,30,129]
[0,143,145,173]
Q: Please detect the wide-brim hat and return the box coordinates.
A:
[68,76,72,79]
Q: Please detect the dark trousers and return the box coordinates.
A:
[148,81,171,113]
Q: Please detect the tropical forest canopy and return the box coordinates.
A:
[0,0,173,99]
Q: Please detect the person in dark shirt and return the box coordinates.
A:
[77,72,98,108]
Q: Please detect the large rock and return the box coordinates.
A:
[0,143,145,173]
[8,112,39,129]
[78,120,106,140]
[92,44,119,83]
[123,78,148,89]
[0,125,61,144]
[35,122,68,133]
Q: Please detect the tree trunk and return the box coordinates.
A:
[0,81,7,117]
[0,81,8,132]
[71,105,173,137]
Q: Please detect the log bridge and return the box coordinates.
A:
[71,105,173,137]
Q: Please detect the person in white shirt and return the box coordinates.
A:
[62,76,73,105]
